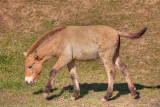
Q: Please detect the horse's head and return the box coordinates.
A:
[23,51,42,86]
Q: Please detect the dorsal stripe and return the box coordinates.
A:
[26,27,66,56]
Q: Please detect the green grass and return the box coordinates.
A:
[0,0,160,106]
[42,20,55,28]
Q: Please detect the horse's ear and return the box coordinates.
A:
[23,52,27,57]
[33,51,38,59]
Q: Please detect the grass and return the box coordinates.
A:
[0,0,160,106]
[42,20,55,28]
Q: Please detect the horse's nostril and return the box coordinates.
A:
[30,81,34,86]
[25,81,29,85]
[25,81,33,86]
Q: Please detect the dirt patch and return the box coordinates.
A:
[0,0,93,32]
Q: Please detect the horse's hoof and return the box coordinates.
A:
[101,98,108,102]
[43,93,49,99]
[70,96,76,101]
[131,94,139,99]
[131,92,138,99]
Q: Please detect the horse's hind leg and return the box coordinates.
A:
[101,59,116,101]
[43,56,71,98]
[115,57,137,98]
[67,60,80,100]
[99,49,117,101]
[98,38,119,101]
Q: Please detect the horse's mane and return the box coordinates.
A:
[26,27,66,56]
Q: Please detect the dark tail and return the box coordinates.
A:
[119,27,147,39]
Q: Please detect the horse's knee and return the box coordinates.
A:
[109,69,115,75]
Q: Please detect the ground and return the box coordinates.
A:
[0,0,160,106]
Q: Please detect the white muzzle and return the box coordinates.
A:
[25,77,34,86]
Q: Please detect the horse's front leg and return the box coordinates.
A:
[43,56,71,98]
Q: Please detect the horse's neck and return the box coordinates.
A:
[36,42,57,60]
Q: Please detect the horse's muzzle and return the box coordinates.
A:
[25,77,34,86]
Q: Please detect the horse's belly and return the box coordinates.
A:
[73,45,99,61]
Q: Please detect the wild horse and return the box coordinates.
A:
[23,25,147,101]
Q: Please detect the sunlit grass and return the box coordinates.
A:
[0,0,160,106]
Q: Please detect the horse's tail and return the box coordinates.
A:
[118,27,147,39]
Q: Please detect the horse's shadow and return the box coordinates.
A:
[33,83,160,101]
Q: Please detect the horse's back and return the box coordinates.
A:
[58,26,119,61]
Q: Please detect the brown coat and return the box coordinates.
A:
[23,25,147,101]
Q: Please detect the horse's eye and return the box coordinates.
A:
[28,66,32,69]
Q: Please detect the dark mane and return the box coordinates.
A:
[26,27,66,56]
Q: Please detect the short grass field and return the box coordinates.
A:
[0,0,160,106]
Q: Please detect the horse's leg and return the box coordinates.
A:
[115,57,137,98]
[67,60,80,100]
[101,59,116,101]
[43,56,71,98]
[99,47,117,101]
